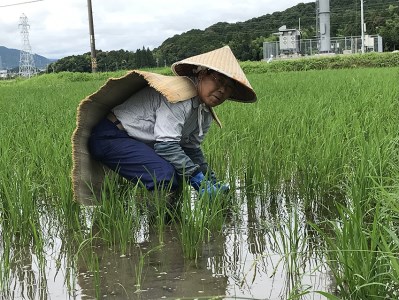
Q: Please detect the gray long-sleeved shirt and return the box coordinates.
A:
[112,86,213,177]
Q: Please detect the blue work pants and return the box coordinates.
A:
[88,118,178,191]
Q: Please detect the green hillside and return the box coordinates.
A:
[154,0,399,62]
[45,0,399,73]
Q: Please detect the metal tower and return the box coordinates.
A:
[18,14,36,77]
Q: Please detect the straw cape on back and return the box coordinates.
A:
[71,70,208,205]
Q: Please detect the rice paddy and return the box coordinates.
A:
[0,66,398,299]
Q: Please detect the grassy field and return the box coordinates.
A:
[0,66,398,299]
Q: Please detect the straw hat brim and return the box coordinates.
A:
[173,63,256,103]
[171,46,257,103]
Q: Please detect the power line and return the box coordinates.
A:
[0,0,43,8]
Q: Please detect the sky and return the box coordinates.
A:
[0,0,313,59]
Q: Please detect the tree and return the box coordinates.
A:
[377,5,399,51]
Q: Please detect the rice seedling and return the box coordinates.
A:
[173,177,230,261]
[309,137,399,299]
[134,244,163,292]
[90,174,142,256]
[175,184,209,260]
[143,179,177,244]
[311,202,392,298]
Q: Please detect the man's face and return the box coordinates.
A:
[197,71,234,107]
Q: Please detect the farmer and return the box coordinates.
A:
[73,46,256,203]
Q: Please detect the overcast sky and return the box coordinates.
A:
[0,0,312,59]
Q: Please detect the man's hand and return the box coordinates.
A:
[189,172,230,197]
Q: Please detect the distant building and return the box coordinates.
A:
[0,70,8,78]
[263,34,383,60]
[274,25,301,55]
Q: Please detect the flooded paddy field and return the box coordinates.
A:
[1,67,399,299]
[3,192,334,299]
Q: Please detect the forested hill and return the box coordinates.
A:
[48,0,398,73]
[154,0,399,63]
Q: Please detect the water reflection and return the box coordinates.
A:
[211,185,335,299]
[0,182,337,299]
[0,218,73,300]
[75,227,228,299]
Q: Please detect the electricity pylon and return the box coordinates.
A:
[19,13,36,77]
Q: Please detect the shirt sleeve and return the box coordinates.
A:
[153,99,199,177]
[182,146,217,182]
[153,99,187,142]
[154,141,199,176]
[181,146,206,171]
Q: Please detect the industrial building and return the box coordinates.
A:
[263,0,382,60]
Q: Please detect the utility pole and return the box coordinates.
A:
[87,0,97,72]
[360,0,365,54]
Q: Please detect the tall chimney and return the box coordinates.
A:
[318,0,331,53]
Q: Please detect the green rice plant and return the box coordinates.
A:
[0,145,43,240]
[208,68,399,201]
[0,231,12,293]
[92,254,101,299]
[379,229,399,299]
[134,247,145,292]
[0,74,111,297]
[206,67,399,297]
[144,190,167,244]
[134,244,163,292]
[79,250,102,300]
[176,184,209,260]
[261,200,319,298]
[91,174,142,255]
[174,178,228,260]
[308,108,399,298]
[72,234,110,299]
[142,178,178,244]
[311,201,395,299]
[371,169,399,298]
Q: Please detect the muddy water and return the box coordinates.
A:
[3,195,334,299]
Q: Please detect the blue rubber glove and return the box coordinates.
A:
[189,172,229,197]
[214,182,230,193]
[208,170,230,193]
[189,172,212,191]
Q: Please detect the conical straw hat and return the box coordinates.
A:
[171,46,257,103]
[71,70,200,205]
